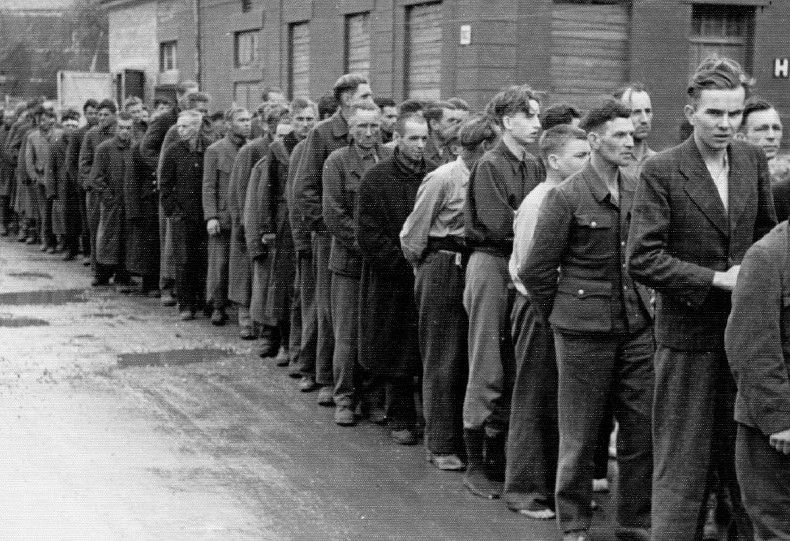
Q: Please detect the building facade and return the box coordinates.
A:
[103,0,789,150]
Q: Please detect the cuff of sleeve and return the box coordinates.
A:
[685,268,716,309]
[756,401,790,435]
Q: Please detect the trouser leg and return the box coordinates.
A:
[652,347,752,541]
[298,252,317,379]
[173,219,207,310]
[386,375,416,430]
[612,326,654,538]
[504,294,558,513]
[288,262,302,368]
[462,251,515,432]
[86,190,100,272]
[736,423,790,541]
[416,251,467,455]
[206,231,230,310]
[594,407,615,480]
[554,331,615,534]
[313,232,334,386]
[38,184,52,247]
[159,203,175,291]
[331,273,360,407]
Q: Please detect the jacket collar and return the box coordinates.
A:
[329,112,349,140]
[679,136,751,236]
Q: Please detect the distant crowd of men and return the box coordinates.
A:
[1,54,789,541]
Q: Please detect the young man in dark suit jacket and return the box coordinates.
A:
[522,99,654,541]
[627,56,776,541]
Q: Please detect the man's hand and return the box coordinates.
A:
[712,265,741,291]
[261,233,276,245]
[206,218,220,236]
[769,428,790,455]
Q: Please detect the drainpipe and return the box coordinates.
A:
[193,0,202,88]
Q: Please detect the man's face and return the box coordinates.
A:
[503,100,541,146]
[275,122,293,141]
[350,110,382,150]
[551,138,591,180]
[84,106,98,126]
[292,106,317,139]
[117,119,133,142]
[444,107,468,129]
[685,86,745,152]
[126,103,144,121]
[39,114,56,132]
[192,100,210,116]
[396,119,429,162]
[380,106,398,133]
[97,107,115,126]
[230,111,252,139]
[153,103,173,119]
[176,116,201,140]
[591,117,635,167]
[345,84,375,109]
[743,107,783,160]
[626,91,653,142]
[62,119,79,133]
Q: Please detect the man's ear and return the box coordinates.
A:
[546,153,560,171]
[586,130,600,151]
[684,103,696,126]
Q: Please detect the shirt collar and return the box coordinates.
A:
[454,156,470,177]
[497,137,527,162]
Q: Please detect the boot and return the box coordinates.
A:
[463,428,502,499]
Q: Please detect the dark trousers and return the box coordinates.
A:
[736,423,790,541]
[462,251,516,433]
[652,346,752,541]
[86,190,101,272]
[172,218,207,311]
[386,375,417,430]
[288,261,302,367]
[313,232,334,386]
[36,184,53,247]
[331,272,361,407]
[206,231,230,309]
[298,252,318,379]
[78,188,90,255]
[415,250,467,455]
[159,203,176,291]
[554,327,654,536]
[504,294,558,513]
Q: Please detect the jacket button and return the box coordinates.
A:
[578,289,584,295]
[590,221,597,227]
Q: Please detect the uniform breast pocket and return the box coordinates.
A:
[550,278,612,333]
[572,213,614,256]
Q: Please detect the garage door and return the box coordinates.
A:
[289,22,310,99]
[550,2,630,108]
[406,2,442,101]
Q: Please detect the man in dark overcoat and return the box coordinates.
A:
[160,110,211,320]
[357,112,434,445]
[627,56,776,541]
[88,112,134,288]
[203,107,250,325]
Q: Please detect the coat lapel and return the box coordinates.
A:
[680,137,729,236]
[726,142,755,236]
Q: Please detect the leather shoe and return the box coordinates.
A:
[274,346,289,366]
[298,376,318,392]
[62,252,76,261]
[426,452,465,471]
[91,277,109,287]
[179,309,195,321]
[317,386,334,406]
[210,309,227,326]
[239,326,255,340]
[258,338,278,358]
[334,405,356,426]
[390,428,419,446]
[160,291,176,307]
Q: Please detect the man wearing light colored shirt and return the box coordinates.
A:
[505,125,590,519]
[401,115,498,471]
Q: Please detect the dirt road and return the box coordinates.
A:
[0,239,614,540]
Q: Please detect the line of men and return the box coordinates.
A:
[1,54,789,541]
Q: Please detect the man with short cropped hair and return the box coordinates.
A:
[358,112,434,445]
[462,85,544,499]
[523,99,654,540]
[505,124,590,520]
[203,107,250,325]
[401,115,498,467]
[628,56,775,540]
[294,73,375,407]
[540,103,582,131]
[424,101,468,165]
[374,97,398,144]
[614,83,656,178]
[25,107,60,252]
[323,103,392,426]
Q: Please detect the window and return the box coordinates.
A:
[235,30,260,68]
[689,5,755,73]
[405,2,442,100]
[159,41,177,72]
[241,0,252,12]
[345,12,371,78]
[289,22,310,99]
[549,0,629,110]
[234,81,263,110]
